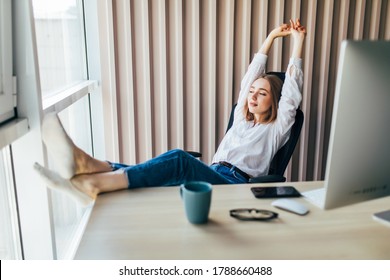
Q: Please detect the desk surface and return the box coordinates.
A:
[75,181,390,260]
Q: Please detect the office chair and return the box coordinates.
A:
[189,72,304,183]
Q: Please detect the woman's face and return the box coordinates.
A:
[247,78,272,122]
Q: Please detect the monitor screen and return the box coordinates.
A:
[323,40,390,209]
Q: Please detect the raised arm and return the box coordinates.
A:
[259,23,291,55]
[276,19,306,130]
[289,19,306,59]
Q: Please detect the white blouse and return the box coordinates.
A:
[212,53,303,178]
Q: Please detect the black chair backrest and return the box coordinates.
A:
[268,108,303,175]
[226,72,304,176]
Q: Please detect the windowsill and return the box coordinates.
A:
[0,118,29,150]
[42,80,99,114]
[0,80,98,149]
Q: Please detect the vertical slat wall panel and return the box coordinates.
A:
[130,0,153,162]
[369,0,382,39]
[353,0,366,39]
[167,0,184,150]
[387,1,390,39]
[313,0,334,180]
[335,1,350,61]
[321,0,350,178]
[232,0,252,103]
[96,0,120,162]
[250,0,268,58]
[283,0,301,181]
[200,0,217,163]
[298,0,317,181]
[267,0,285,71]
[114,0,136,164]
[150,0,169,157]
[112,0,389,181]
[216,0,235,144]
[183,0,200,152]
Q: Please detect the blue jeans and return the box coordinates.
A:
[109,149,249,188]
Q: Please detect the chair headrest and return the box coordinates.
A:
[266,72,285,83]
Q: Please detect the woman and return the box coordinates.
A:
[34,19,306,206]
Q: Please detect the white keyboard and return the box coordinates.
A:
[302,188,326,208]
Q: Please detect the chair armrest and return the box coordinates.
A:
[186,151,202,158]
[249,174,286,183]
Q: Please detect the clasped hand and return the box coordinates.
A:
[259,19,306,58]
[270,18,306,41]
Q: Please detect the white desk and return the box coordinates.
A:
[75,181,390,259]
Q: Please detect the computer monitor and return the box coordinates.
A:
[303,40,390,209]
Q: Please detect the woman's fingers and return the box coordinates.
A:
[281,23,290,31]
[290,18,306,34]
[290,19,295,29]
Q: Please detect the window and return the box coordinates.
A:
[50,95,93,259]
[0,0,15,123]
[32,0,87,97]
[0,146,22,259]
[8,0,106,259]
[28,0,94,259]
[0,0,22,260]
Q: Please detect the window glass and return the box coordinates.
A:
[51,95,92,259]
[0,146,22,259]
[32,0,93,259]
[32,0,87,98]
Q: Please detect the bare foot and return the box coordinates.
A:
[41,113,112,178]
[41,113,75,179]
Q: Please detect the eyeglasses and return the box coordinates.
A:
[230,208,278,221]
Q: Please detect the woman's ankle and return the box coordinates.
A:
[73,147,112,175]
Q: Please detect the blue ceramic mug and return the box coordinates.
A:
[180,181,212,224]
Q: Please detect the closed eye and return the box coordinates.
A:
[250,86,269,95]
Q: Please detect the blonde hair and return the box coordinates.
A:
[243,74,283,124]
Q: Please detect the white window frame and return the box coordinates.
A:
[0,146,23,260]
[0,0,15,124]
[0,0,27,260]
[8,0,119,259]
